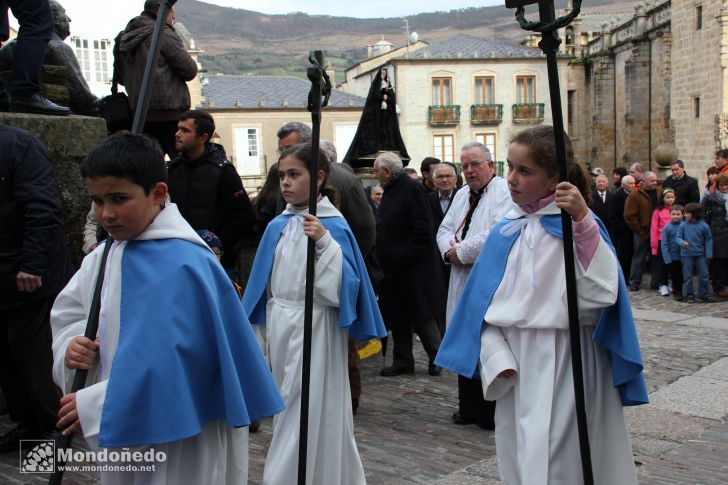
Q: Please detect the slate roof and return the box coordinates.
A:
[577,12,634,32]
[399,34,544,60]
[200,75,365,109]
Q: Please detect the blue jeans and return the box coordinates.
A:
[0,0,54,98]
[681,256,709,299]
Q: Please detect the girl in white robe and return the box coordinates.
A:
[437,126,647,485]
[244,143,386,485]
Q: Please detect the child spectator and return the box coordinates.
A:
[661,204,685,300]
[650,188,676,296]
[701,166,719,202]
[51,134,283,484]
[676,203,713,302]
[436,125,647,484]
[243,142,386,484]
[701,173,728,297]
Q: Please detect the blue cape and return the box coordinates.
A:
[99,238,285,448]
[435,213,649,406]
[243,213,387,342]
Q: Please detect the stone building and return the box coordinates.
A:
[199,75,365,190]
[569,0,728,187]
[342,34,570,174]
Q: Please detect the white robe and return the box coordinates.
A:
[478,203,637,485]
[436,176,512,322]
[51,204,249,485]
[261,198,365,485]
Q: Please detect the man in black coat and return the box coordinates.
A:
[609,175,636,278]
[374,152,443,377]
[427,162,458,335]
[662,160,700,206]
[167,110,255,273]
[0,123,73,451]
[589,174,612,231]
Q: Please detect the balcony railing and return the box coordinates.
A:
[511,103,545,124]
[428,105,461,126]
[470,104,503,125]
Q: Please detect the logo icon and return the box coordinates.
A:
[20,440,55,474]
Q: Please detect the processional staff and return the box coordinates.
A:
[503,1,593,484]
[298,50,332,485]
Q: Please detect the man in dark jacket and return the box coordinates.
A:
[167,110,255,272]
[0,124,73,451]
[589,174,612,230]
[624,171,658,290]
[375,151,443,377]
[609,175,635,278]
[118,0,198,157]
[662,160,700,206]
[427,162,457,335]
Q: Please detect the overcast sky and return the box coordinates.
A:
[9,0,505,38]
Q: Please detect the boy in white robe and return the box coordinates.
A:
[51,134,284,484]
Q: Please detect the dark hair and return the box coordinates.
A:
[671,159,685,169]
[179,110,215,139]
[277,122,312,143]
[671,204,684,213]
[613,166,627,178]
[254,162,280,212]
[420,157,441,174]
[143,0,163,14]
[684,202,704,220]
[81,134,166,194]
[278,142,336,204]
[715,148,728,159]
[706,166,720,188]
[509,125,590,202]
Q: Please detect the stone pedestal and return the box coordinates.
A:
[0,113,107,265]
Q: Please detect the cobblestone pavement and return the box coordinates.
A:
[1,281,726,484]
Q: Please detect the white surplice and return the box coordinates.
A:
[478,203,637,485]
[261,198,365,485]
[51,204,249,485]
[436,176,512,322]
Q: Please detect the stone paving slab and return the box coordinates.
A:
[1,280,727,484]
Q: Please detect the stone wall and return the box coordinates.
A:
[572,2,673,177]
[671,0,724,187]
[0,113,107,265]
[572,0,728,188]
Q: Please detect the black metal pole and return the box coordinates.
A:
[49,238,113,485]
[131,0,178,134]
[505,1,592,483]
[298,50,329,485]
[536,4,594,484]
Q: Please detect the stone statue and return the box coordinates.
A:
[0,1,99,116]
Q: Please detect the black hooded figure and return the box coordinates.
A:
[343,67,410,168]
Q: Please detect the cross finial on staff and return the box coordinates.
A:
[504,1,592,484]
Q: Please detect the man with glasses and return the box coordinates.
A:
[436,142,512,430]
[428,161,459,336]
